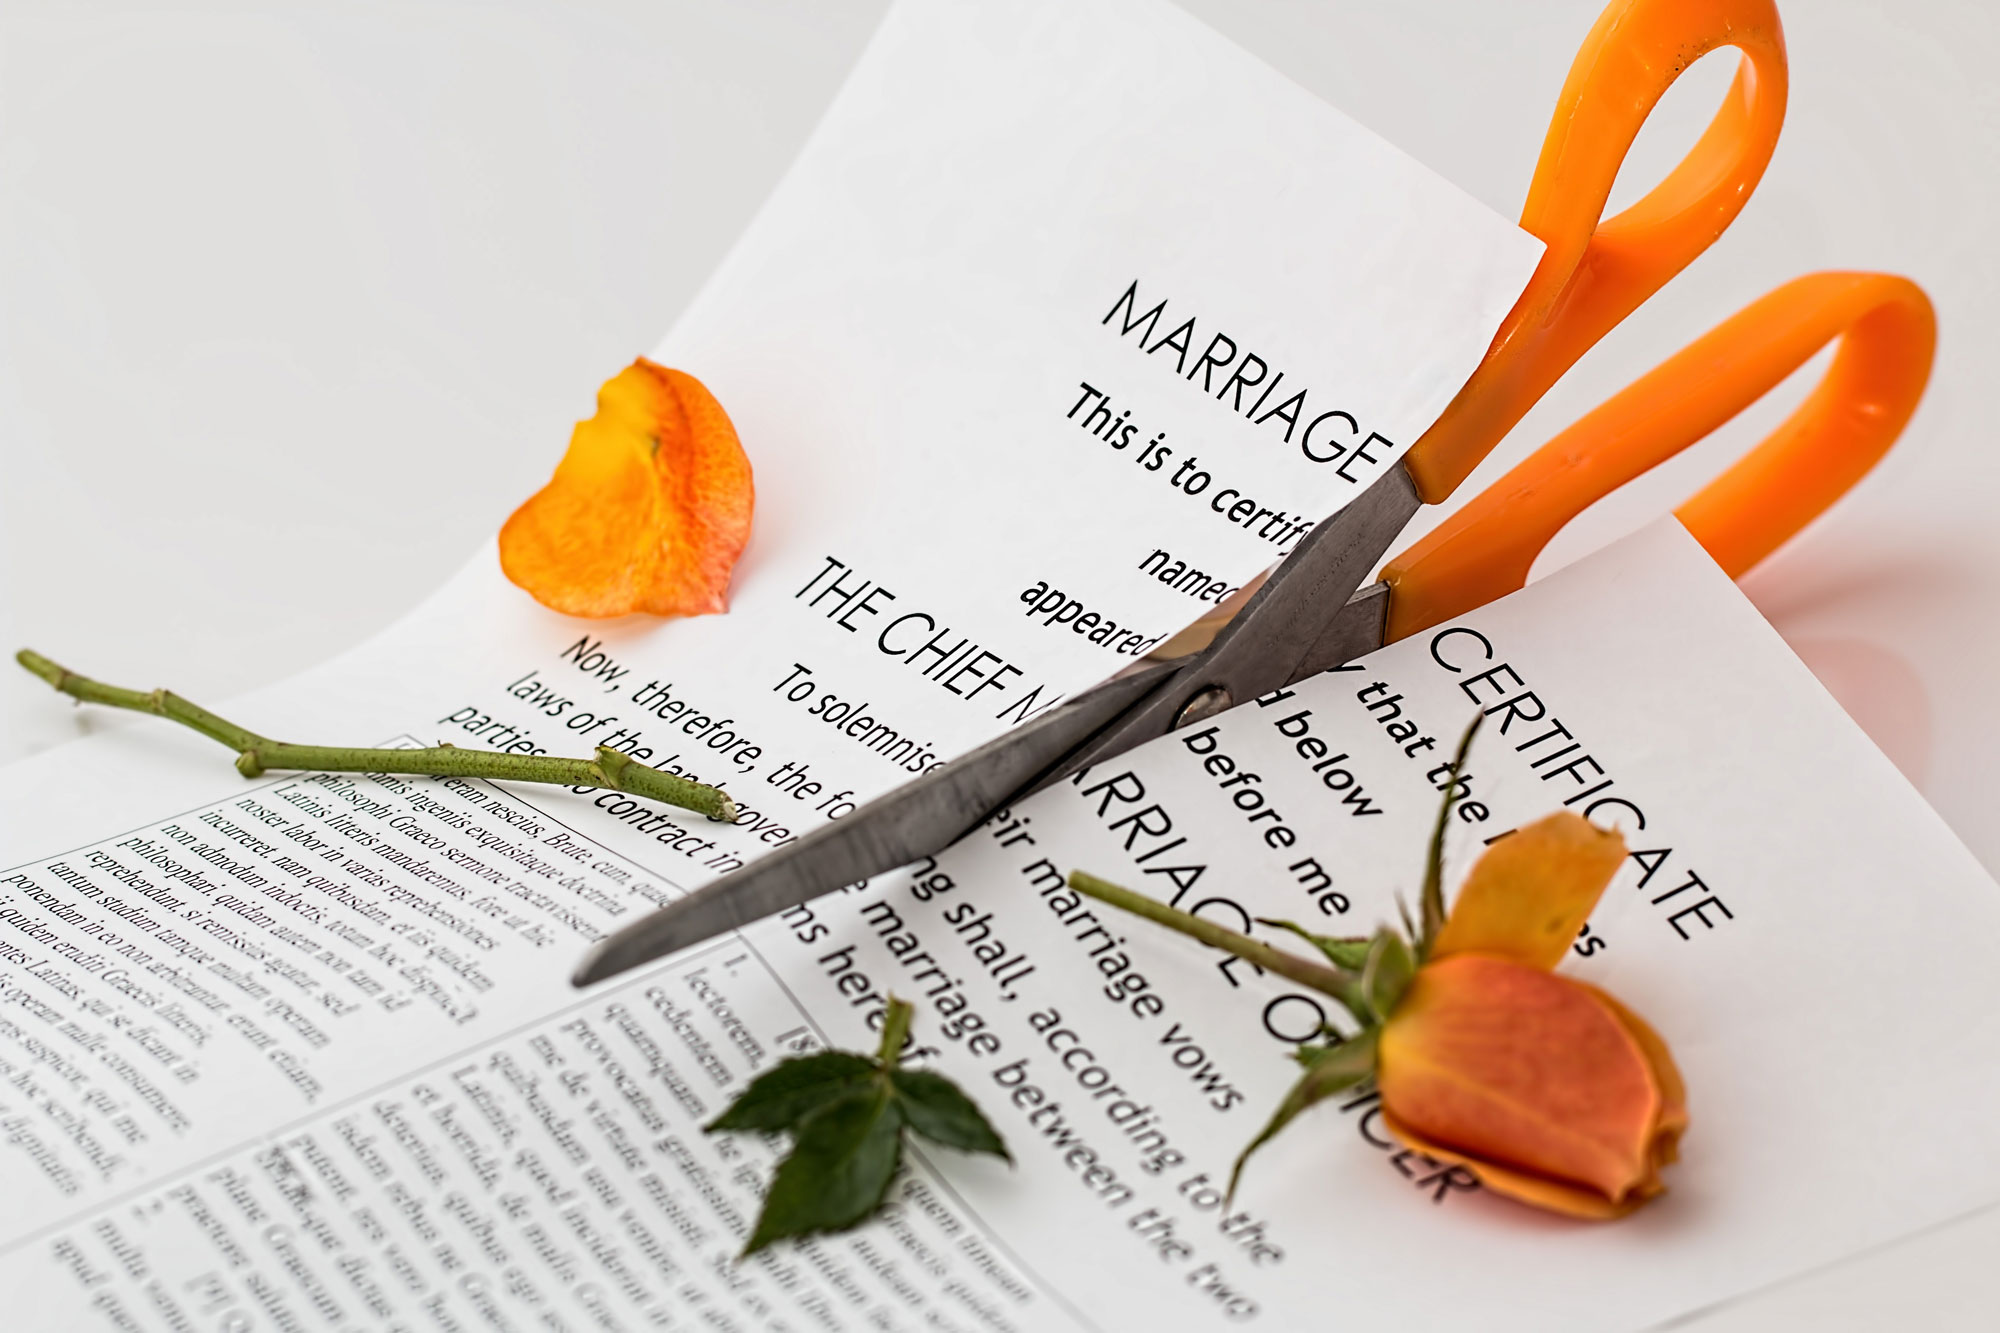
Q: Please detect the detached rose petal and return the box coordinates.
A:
[1377,954,1684,1217]
[1430,812,1626,972]
[500,359,753,619]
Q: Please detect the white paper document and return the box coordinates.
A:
[6,0,1998,1329]
[15,507,2000,1331]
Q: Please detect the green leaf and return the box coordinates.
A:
[705,1051,878,1133]
[743,1086,905,1255]
[892,1070,1010,1161]
[1360,927,1416,1022]
[711,1004,1011,1256]
[1256,918,1372,970]
[1227,1028,1379,1204]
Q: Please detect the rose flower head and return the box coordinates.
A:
[1375,811,1686,1218]
[1070,723,1687,1223]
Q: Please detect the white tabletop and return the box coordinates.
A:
[3,2,1997,1325]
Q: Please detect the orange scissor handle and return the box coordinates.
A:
[1381,271,1936,643]
[1404,0,1788,504]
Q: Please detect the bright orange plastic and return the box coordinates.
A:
[1403,0,1788,503]
[1381,272,1936,643]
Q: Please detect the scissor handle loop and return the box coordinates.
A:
[1404,0,1788,504]
[1381,272,1936,643]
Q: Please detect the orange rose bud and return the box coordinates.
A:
[500,359,753,618]
[1377,955,1686,1218]
[1373,811,1687,1219]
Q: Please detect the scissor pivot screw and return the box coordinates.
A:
[1174,685,1232,729]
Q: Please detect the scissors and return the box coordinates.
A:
[572,0,1935,987]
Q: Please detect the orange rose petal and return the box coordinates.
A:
[500,359,753,618]
[1378,1108,1650,1219]
[1585,982,1689,1174]
[1377,954,1665,1206]
[1430,811,1626,971]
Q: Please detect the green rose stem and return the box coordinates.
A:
[1066,870,1357,1001]
[14,648,738,822]
[877,995,914,1068]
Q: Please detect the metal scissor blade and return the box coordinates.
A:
[573,463,1420,986]
[1060,459,1421,770]
[1292,579,1390,682]
[571,658,1179,985]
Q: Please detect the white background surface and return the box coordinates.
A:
[2,1,1996,1326]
